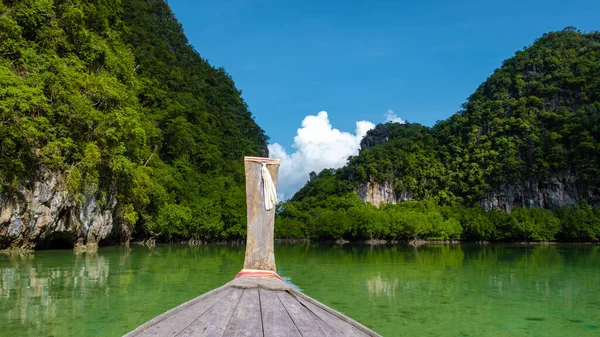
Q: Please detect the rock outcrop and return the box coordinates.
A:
[480,173,600,212]
[355,180,412,207]
[356,173,600,211]
[359,123,393,150]
[0,170,125,251]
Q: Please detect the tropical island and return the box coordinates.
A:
[276,27,600,244]
[1,2,600,337]
[1,0,599,252]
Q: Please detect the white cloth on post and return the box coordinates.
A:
[261,163,277,211]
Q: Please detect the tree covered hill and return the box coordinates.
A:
[0,0,267,248]
[278,29,600,243]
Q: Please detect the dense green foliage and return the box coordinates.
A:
[278,29,600,242]
[0,0,267,241]
[278,185,600,242]
[2,5,598,244]
[343,29,600,205]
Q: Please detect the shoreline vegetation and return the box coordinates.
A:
[1,0,598,253]
[2,240,598,256]
[2,234,599,255]
[270,29,600,250]
[0,0,268,252]
[275,198,600,245]
[2,195,599,253]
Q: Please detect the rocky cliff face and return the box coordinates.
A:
[0,171,125,251]
[355,180,412,207]
[359,123,393,151]
[356,173,600,211]
[480,172,600,212]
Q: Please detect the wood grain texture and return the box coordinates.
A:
[124,284,231,336]
[259,288,302,337]
[277,291,336,337]
[125,280,381,337]
[230,277,291,291]
[293,292,380,337]
[257,277,291,291]
[229,277,260,289]
[222,288,262,337]
[243,157,279,271]
[244,157,280,164]
[177,287,243,337]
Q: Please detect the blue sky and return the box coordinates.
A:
[168,0,599,197]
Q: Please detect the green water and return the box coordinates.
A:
[1,244,599,337]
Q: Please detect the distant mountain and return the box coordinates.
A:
[349,28,600,210]
[280,29,600,243]
[0,0,267,250]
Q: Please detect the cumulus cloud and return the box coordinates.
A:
[384,109,406,124]
[268,111,375,200]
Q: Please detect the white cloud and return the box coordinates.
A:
[384,109,406,124]
[268,111,375,200]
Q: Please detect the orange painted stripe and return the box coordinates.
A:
[234,269,285,282]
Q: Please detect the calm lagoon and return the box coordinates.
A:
[1,244,599,336]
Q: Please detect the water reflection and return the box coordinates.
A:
[0,245,246,336]
[0,244,599,337]
[1,252,110,327]
[366,273,398,301]
[275,243,600,337]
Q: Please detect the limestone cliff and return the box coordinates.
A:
[355,180,412,207]
[480,172,600,212]
[344,31,600,213]
[356,173,599,211]
[0,171,125,251]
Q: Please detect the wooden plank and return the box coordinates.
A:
[257,277,292,291]
[243,157,279,271]
[222,288,263,337]
[260,289,302,337]
[230,276,291,291]
[293,292,379,337]
[177,287,244,337]
[230,277,260,289]
[244,157,280,164]
[277,291,337,337]
[125,283,231,336]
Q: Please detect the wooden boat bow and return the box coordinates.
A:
[124,156,381,337]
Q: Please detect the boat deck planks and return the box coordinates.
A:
[125,277,380,337]
[259,288,302,337]
[178,287,244,337]
[222,288,262,337]
[276,290,339,337]
[127,284,230,336]
[294,293,369,337]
